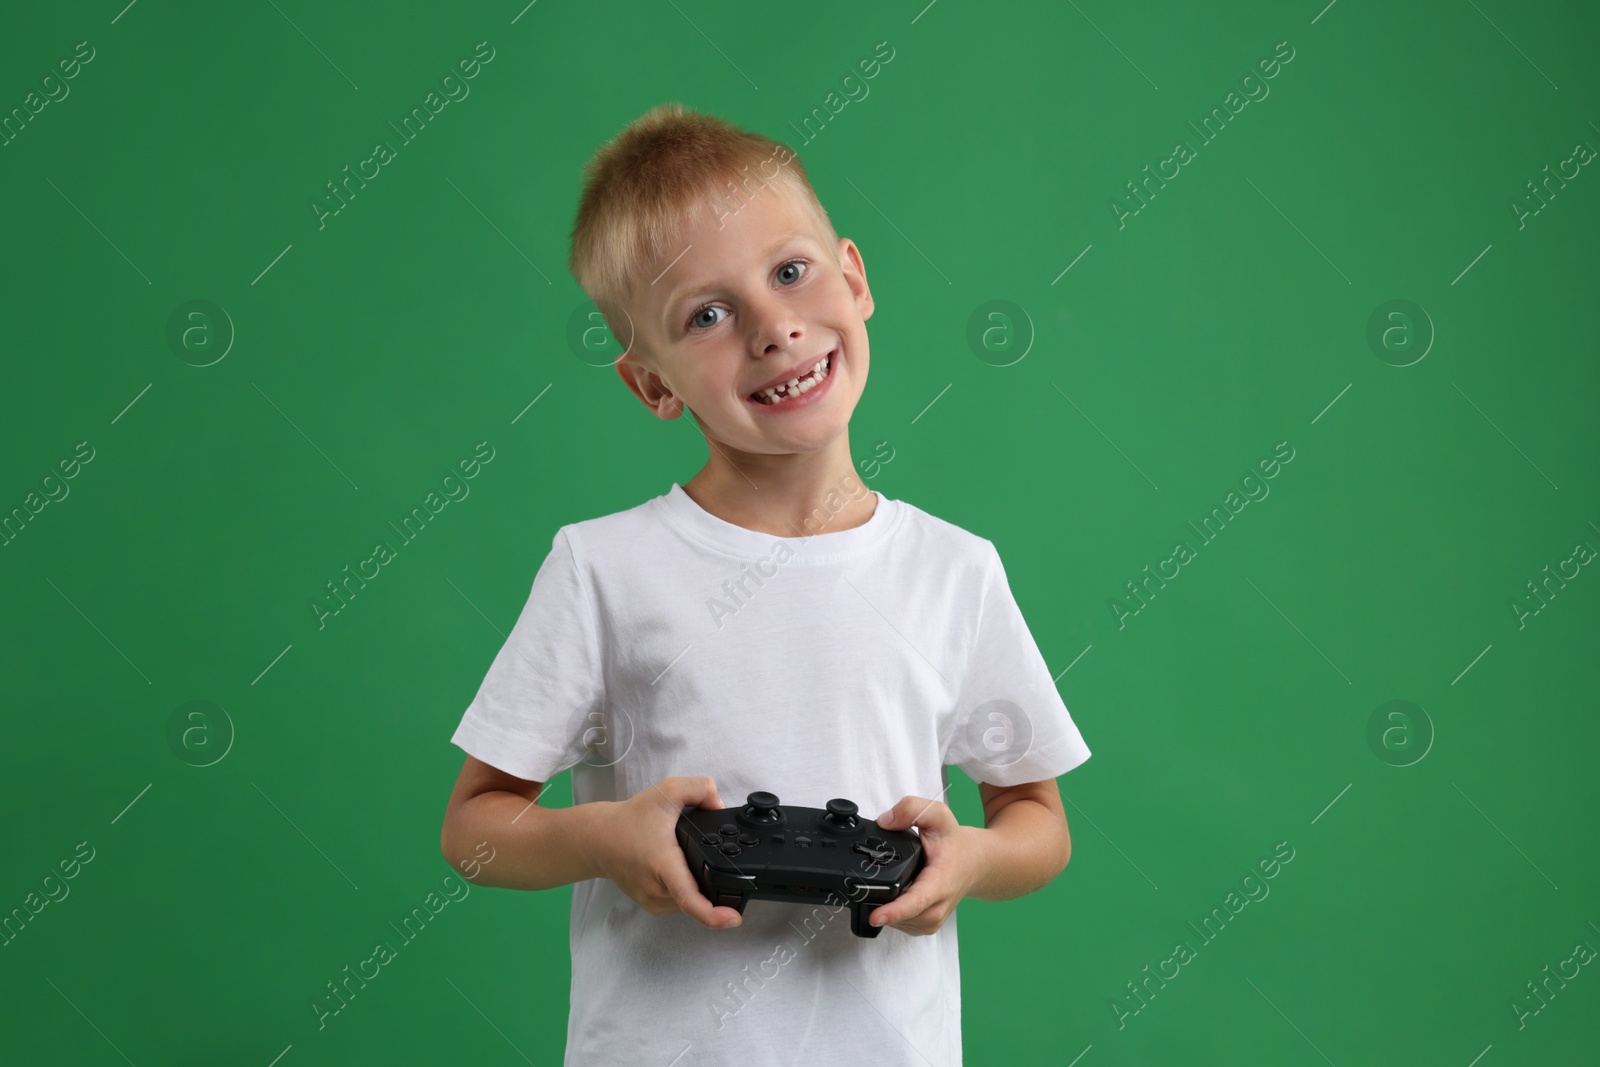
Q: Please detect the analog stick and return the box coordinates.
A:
[739,791,783,827]
[822,798,860,833]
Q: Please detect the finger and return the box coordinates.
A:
[879,795,952,833]
[876,795,911,829]
[871,870,940,928]
[666,861,742,929]
[649,776,723,816]
[686,774,723,810]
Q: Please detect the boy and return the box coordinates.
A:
[440,102,1091,1065]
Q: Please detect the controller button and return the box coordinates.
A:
[719,842,743,857]
[853,842,898,864]
[866,836,885,848]
[740,791,784,826]
[794,835,811,847]
[821,838,836,847]
[700,834,720,846]
[718,824,739,837]
[822,798,861,833]
[770,834,785,844]
[737,833,759,846]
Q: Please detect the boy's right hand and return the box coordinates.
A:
[592,775,745,930]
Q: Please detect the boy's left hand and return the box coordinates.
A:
[867,795,987,936]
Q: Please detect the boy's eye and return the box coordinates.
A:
[689,305,724,330]
[685,258,810,331]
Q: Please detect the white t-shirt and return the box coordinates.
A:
[451,482,1091,1066]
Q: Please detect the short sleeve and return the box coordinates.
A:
[449,528,605,782]
[944,542,1091,786]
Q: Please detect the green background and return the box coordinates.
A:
[3,0,1597,1063]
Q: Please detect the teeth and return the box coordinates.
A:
[754,354,831,404]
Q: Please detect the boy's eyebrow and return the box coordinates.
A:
[656,231,810,320]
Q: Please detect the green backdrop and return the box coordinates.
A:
[3,1,1596,1063]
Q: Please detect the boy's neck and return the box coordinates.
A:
[680,436,874,538]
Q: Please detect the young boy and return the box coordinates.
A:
[440,102,1091,1065]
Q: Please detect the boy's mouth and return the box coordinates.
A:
[748,348,837,407]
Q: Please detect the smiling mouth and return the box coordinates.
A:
[750,351,834,405]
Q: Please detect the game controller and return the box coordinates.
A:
[676,791,926,938]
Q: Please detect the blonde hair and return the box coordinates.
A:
[567,102,838,352]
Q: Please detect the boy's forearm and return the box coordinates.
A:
[444,792,611,891]
[964,799,1072,902]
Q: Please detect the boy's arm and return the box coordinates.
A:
[440,755,610,891]
[869,778,1072,934]
[967,778,1072,901]
[439,757,745,929]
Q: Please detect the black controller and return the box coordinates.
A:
[676,791,926,938]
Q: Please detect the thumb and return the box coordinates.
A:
[683,774,723,811]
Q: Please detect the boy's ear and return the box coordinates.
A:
[615,352,684,420]
[837,237,874,322]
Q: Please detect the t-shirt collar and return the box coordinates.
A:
[654,481,901,561]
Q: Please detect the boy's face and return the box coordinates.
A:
[613,180,873,466]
